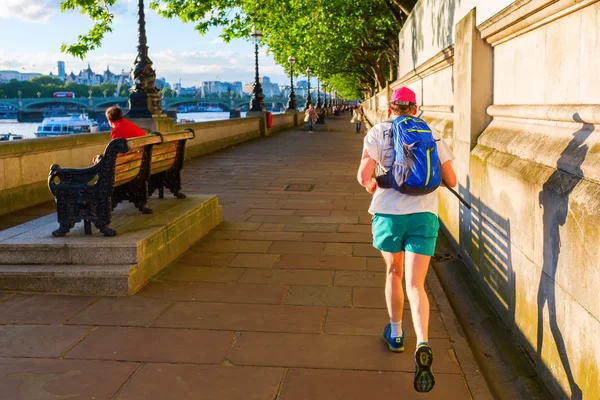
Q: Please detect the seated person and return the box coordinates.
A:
[93,106,146,163]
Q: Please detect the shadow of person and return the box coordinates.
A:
[537,118,592,400]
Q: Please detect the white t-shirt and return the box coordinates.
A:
[363,119,455,216]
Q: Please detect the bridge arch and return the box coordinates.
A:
[23,98,89,111]
[165,98,232,112]
[0,101,18,111]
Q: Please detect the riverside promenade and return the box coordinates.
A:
[0,116,490,399]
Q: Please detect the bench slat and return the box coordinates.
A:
[127,135,162,149]
[151,157,177,174]
[115,150,144,166]
[152,143,178,156]
[115,159,142,175]
[161,130,194,143]
[115,168,141,186]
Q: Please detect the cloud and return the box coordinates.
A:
[0,0,62,23]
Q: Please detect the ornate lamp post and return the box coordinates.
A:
[286,56,297,112]
[323,85,328,108]
[103,90,108,98]
[316,77,321,108]
[88,89,93,99]
[37,92,41,99]
[305,68,312,107]
[249,29,265,112]
[17,90,21,100]
[127,0,162,118]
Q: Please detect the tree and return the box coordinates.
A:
[58,0,417,97]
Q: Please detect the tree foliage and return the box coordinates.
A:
[60,0,416,99]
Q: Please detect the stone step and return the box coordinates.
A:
[0,195,223,294]
[0,264,134,295]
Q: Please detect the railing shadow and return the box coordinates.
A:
[536,119,592,400]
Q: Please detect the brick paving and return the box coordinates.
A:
[0,116,488,399]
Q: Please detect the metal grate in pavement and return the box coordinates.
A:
[284,184,315,192]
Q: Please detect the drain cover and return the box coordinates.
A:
[284,184,315,192]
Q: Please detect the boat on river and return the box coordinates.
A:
[0,133,23,141]
[35,115,98,137]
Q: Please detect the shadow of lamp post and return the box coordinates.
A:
[286,56,297,113]
[127,0,162,118]
[249,29,265,112]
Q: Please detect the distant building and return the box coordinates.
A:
[177,86,198,97]
[155,77,170,91]
[201,80,244,96]
[57,61,66,79]
[0,70,42,83]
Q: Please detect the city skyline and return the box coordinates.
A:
[0,0,308,88]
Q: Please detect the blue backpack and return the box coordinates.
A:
[376,116,442,195]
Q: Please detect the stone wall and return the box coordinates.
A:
[363,0,600,398]
[0,115,295,217]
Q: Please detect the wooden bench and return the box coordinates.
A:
[47,129,194,237]
[148,128,195,199]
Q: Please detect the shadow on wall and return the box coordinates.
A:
[536,118,591,400]
[459,176,515,326]
[458,118,591,399]
[409,0,462,70]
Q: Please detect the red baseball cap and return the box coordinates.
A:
[390,87,417,115]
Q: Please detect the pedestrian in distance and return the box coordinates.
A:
[304,104,317,134]
[356,87,457,393]
[350,105,364,133]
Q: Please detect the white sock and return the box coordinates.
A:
[390,319,403,338]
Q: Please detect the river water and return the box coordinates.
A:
[0,111,252,139]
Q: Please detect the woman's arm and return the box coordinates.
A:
[357,149,377,194]
[441,160,457,188]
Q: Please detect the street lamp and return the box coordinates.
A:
[103,90,108,98]
[37,92,41,99]
[248,29,265,112]
[286,56,297,112]
[316,76,321,108]
[323,85,328,108]
[127,0,162,118]
[17,90,21,99]
[88,89,93,99]
[305,68,312,107]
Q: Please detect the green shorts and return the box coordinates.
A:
[372,212,439,256]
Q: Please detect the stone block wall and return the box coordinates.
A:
[363,0,600,398]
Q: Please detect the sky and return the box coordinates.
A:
[0,0,290,88]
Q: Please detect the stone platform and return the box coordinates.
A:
[0,195,222,295]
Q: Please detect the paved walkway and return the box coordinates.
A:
[0,116,489,399]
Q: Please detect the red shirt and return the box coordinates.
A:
[110,118,146,140]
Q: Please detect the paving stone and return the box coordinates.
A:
[204,229,239,240]
[228,333,460,373]
[0,325,92,358]
[366,257,386,271]
[153,302,324,333]
[219,222,261,231]
[323,243,354,256]
[280,368,471,400]
[177,251,236,267]
[334,271,386,288]
[353,287,387,309]
[197,240,273,254]
[303,232,372,243]
[325,307,447,338]
[294,209,331,216]
[301,216,359,224]
[66,327,234,364]
[66,296,171,327]
[0,358,139,400]
[229,253,280,268]
[247,215,303,224]
[267,241,324,255]
[283,223,339,232]
[160,266,245,282]
[0,294,96,324]
[352,287,436,310]
[239,269,334,286]
[115,364,284,400]
[0,292,15,303]
[258,223,286,232]
[139,281,286,304]
[353,243,381,257]
[275,254,365,271]
[338,224,371,233]
[234,231,303,241]
[246,209,297,216]
[285,286,352,307]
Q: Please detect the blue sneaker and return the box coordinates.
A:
[414,342,435,392]
[382,324,404,353]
